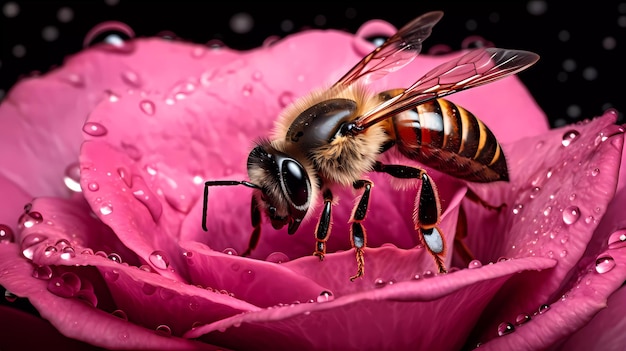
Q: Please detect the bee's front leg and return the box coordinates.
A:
[374,162,447,273]
[313,189,333,261]
[242,195,262,257]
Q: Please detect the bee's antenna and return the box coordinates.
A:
[202,180,260,231]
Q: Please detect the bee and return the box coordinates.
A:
[202,11,539,281]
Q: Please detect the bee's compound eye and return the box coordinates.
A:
[280,159,309,207]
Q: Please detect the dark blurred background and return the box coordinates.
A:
[0,1,624,127]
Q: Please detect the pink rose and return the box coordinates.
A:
[0,17,624,351]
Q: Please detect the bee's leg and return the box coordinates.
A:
[374,162,447,273]
[313,189,334,261]
[348,179,373,281]
[242,196,262,257]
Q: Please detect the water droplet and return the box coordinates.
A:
[497,322,515,336]
[83,122,108,136]
[222,247,238,256]
[191,46,206,58]
[132,185,163,222]
[317,290,334,302]
[561,130,580,146]
[47,272,81,298]
[62,73,85,87]
[468,259,482,269]
[60,246,76,260]
[241,269,255,283]
[99,203,113,215]
[529,186,541,199]
[542,205,552,216]
[83,21,135,53]
[112,309,128,320]
[278,91,296,108]
[512,203,523,215]
[21,233,47,260]
[266,252,289,263]
[374,278,387,288]
[107,253,123,263]
[64,162,82,192]
[87,182,99,191]
[242,84,253,96]
[514,313,531,326]
[422,270,435,278]
[149,250,170,270]
[139,99,155,115]
[142,283,157,295]
[595,255,615,273]
[608,230,626,249]
[251,71,263,81]
[591,168,600,176]
[155,324,172,337]
[4,290,17,303]
[559,250,568,258]
[562,206,581,225]
[538,304,550,314]
[121,70,142,87]
[32,264,53,280]
[0,224,14,243]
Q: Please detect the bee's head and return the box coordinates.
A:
[246,140,313,234]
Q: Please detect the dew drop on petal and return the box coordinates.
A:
[142,283,157,296]
[562,206,580,225]
[112,309,128,320]
[139,99,155,115]
[121,70,142,87]
[32,265,53,280]
[4,290,17,303]
[608,229,626,249]
[538,304,551,314]
[374,278,387,288]
[104,269,120,282]
[83,122,108,136]
[468,259,482,269]
[266,252,289,263]
[87,182,99,191]
[497,322,515,336]
[47,272,82,298]
[595,255,615,274]
[21,233,47,260]
[514,313,531,326]
[63,163,82,192]
[149,250,170,270]
[590,168,600,176]
[132,186,163,222]
[512,203,523,215]
[107,253,122,263]
[222,247,238,256]
[561,129,580,146]
[99,203,113,215]
[278,91,296,108]
[0,224,14,243]
[155,324,172,337]
[317,290,334,302]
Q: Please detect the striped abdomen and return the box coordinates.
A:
[385,94,508,183]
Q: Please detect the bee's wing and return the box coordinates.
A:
[333,11,444,88]
[355,48,540,130]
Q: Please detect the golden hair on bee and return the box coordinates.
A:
[272,83,389,186]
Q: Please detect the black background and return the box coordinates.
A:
[1,1,625,128]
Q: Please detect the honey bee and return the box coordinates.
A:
[202,11,539,281]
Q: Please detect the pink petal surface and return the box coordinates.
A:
[463,112,624,344]
[184,256,555,351]
[0,244,229,350]
[479,232,626,351]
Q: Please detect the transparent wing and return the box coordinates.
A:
[355,48,540,130]
[333,11,444,88]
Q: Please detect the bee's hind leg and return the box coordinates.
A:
[374,162,447,273]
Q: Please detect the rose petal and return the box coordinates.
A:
[463,112,624,344]
[0,174,31,235]
[184,256,555,351]
[80,140,186,280]
[478,233,626,350]
[0,244,229,350]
